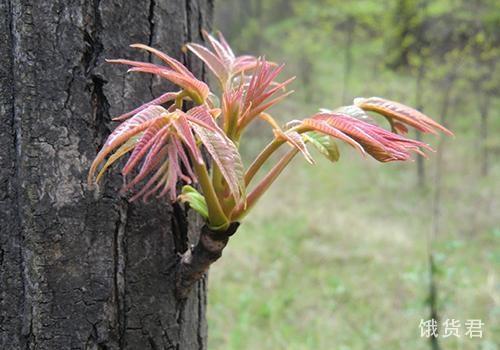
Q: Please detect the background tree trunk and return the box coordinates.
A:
[478,94,491,177]
[0,0,213,349]
[414,60,426,188]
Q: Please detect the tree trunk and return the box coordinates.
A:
[414,61,426,188]
[478,94,491,177]
[427,72,456,350]
[0,1,213,349]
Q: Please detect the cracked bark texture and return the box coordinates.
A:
[0,0,213,349]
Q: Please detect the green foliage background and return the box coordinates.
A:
[208,0,499,349]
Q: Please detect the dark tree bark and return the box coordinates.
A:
[176,223,239,300]
[0,0,214,349]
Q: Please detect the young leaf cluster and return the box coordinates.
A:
[88,31,452,231]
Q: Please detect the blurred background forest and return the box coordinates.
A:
[208,0,499,349]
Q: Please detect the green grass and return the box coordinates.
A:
[207,130,499,349]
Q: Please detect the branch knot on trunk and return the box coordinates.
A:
[176,222,239,299]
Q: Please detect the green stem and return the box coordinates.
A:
[235,110,259,139]
[224,108,240,142]
[212,164,223,196]
[211,163,232,215]
[232,148,299,221]
[175,91,188,109]
[192,160,229,230]
[244,139,285,186]
[244,124,308,186]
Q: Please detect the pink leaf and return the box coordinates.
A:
[184,105,221,132]
[274,130,314,164]
[355,97,453,136]
[192,124,245,202]
[186,43,228,82]
[88,105,168,185]
[173,114,204,164]
[202,30,235,67]
[130,43,194,77]
[122,117,170,175]
[113,92,178,121]
[302,118,365,155]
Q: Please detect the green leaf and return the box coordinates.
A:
[178,185,209,219]
[303,132,340,162]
